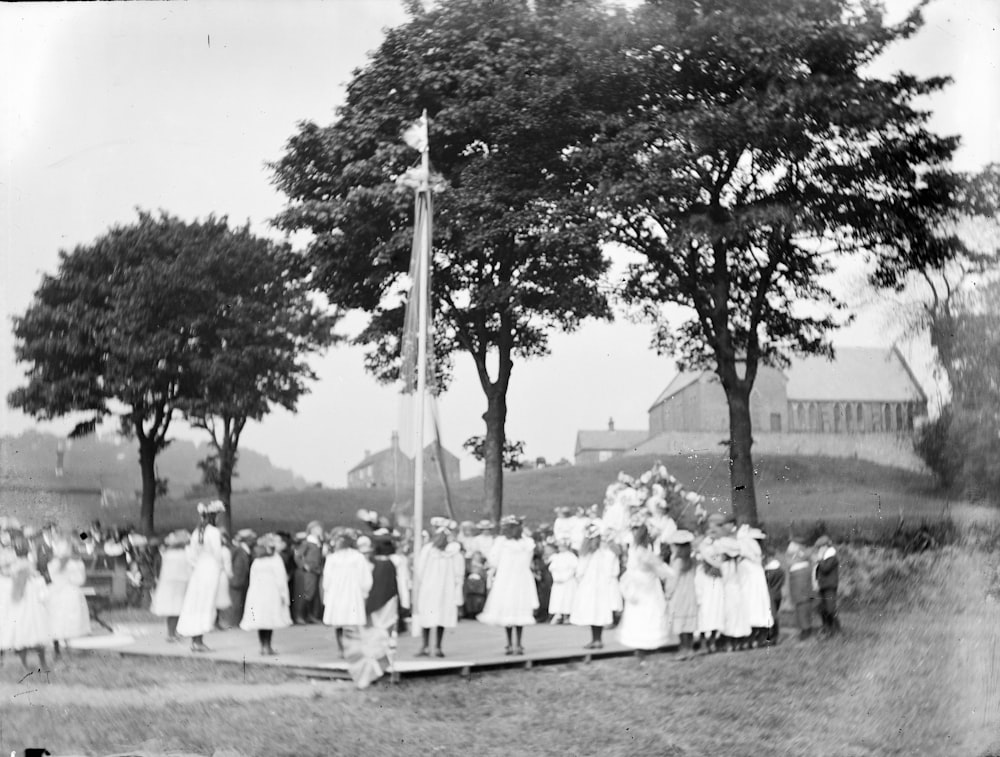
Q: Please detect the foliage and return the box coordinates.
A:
[7,211,336,533]
[913,407,963,488]
[271,0,620,520]
[590,0,961,525]
[462,435,526,471]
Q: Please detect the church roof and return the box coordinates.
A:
[785,347,926,403]
[647,346,926,409]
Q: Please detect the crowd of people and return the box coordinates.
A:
[0,462,842,674]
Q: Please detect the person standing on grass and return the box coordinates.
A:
[214,528,234,630]
[240,533,292,656]
[813,535,841,636]
[150,530,192,642]
[786,537,816,641]
[46,536,91,658]
[665,530,698,658]
[414,520,465,657]
[546,539,578,625]
[569,523,620,651]
[477,515,538,656]
[322,532,373,658]
[763,544,785,645]
[694,515,726,653]
[736,525,774,649]
[2,534,51,671]
[176,500,227,652]
[292,521,325,625]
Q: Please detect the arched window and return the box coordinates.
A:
[797,403,805,431]
[808,403,817,431]
[884,403,892,432]
[896,404,904,432]
[856,403,863,432]
[907,403,915,430]
[845,404,853,432]
[834,403,843,433]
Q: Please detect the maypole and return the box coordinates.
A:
[400,111,432,634]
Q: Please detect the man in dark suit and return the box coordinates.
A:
[228,529,256,628]
[292,521,324,624]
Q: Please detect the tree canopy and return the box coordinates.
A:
[9,211,337,533]
[272,0,623,519]
[590,0,962,524]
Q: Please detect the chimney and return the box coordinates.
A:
[391,431,399,449]
[364,449,371,459]
[608,417,615,431]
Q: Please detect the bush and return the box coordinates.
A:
[913,407,964,488]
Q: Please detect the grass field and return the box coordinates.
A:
[14,452,956,543]
[3,538,998,757]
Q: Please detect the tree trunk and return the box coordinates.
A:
[138,434,158,535]
[217,437,235,534]
[726,385,759,526]
[482,388,507,523]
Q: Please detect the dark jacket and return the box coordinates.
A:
[814,548,839,591]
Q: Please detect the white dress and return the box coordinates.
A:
[322,548,372,627]
[737,534,774,629]
[569,547,620,627]
[477,536,538,626]
[1,558,51,650]
[216,547,233,610]
[150,548,192,617]
[176,525,225,637]
[240,554,292,631]
[47,557,91,641]
[546,551,578,615]
[694,539,725,635]
[414,542,465,629]
[721,557,752,638]
[617,546,675,650]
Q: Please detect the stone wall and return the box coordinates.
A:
[632,430,927,473]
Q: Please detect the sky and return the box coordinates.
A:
[1,0,998,488]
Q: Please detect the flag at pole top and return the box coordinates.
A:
[402,111,428,153]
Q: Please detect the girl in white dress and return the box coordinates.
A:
[570,524,621,650]
[2,534,51,671]
[177,500,227,652]
[477,515,538,656]
[46,537,91,657]
[322,532,373,657]
[414,524,465,657]
[150,530,192,642]
[546,540,578,624]
[665,530,699,657]
[737,526,774,647]
[240,533,292,656]
[215,528,234,630]
[717,535,752,649]
[694,514,726,653]
[617,525,673,654]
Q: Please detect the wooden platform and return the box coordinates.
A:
[69,619,674,680]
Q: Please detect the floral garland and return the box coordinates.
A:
[600,462,709,544]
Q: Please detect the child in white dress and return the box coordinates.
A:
[546,540,578,624]
[3,535,51,671]
[570,524,621,650]
[240,533,292,655]
[617,525,673,654]
[477,515,538,656]
[322,533,373,657]
[150,530,192,642]
[414,524,465,657]
[46,537,91,657]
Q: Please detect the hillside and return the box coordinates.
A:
[0,429,310,496]
[20,450,952,541]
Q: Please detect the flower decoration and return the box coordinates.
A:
[599,460,705,545]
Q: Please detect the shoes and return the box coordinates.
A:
[261,646,277,656]
[514,646,524,656]
[190,642,210,653]
[166,635,180,644]
[504,645,513,656]
[583,641,604,650]
[416,647,430,657]
[434,649,445,658]
[292,619,306,626]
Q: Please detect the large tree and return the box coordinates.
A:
[179,223,340,533]
[8,211,336,534]
[593,0,961,524]
[271,0,624,520]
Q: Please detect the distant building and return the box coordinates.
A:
[647,347,928,435]
[347,432,461,489]
[574,418,649,465]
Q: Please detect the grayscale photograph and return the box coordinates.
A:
[1,0,998,755]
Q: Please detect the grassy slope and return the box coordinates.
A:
[5,545,998,757]
[76,453,949,539]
